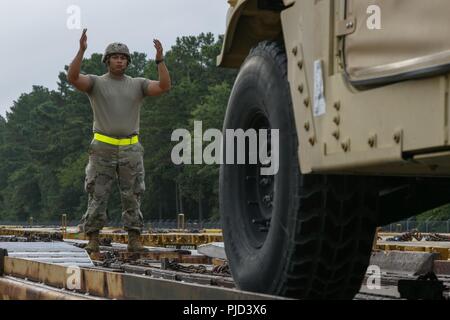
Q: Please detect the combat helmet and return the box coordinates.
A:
[102,42,131,64]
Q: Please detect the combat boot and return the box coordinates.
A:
[127,230,148,253]
[85,231,100,254]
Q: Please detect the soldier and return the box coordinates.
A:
[67,29,171,253]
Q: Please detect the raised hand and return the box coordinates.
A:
[154,39,164,61]
[80,28,88,52]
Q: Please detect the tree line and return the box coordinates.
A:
[1,32,447,226]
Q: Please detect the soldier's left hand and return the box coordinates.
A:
[154,39,164,61]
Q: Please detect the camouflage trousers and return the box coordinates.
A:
[80,139,146,234]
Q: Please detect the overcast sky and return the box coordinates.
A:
[0,0,229,118]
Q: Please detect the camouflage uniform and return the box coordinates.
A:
[79,42,150,235]
[80,139,146,234]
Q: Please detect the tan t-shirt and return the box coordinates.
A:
[86,73,150,138]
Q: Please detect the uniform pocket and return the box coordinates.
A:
[134,158,146,194]
[134,175,146,195]
[84,162,96,194]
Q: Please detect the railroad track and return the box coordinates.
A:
[0,255,287,300]
[2,232,450,300]
[0,238,287,300]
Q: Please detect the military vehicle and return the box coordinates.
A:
[217,0,450,299]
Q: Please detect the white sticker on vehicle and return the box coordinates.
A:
[314,60,326,117]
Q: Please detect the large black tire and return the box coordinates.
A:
[220,41,379,299]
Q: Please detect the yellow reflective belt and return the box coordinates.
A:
[94,133,139,146]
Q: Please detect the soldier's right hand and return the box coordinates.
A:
[80,28,88,52]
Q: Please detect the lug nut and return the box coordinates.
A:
[260,177,271,187]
